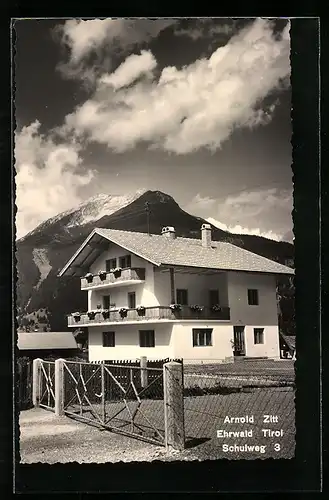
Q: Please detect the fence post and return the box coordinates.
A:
[163,361,185,451]
[55,358,65,416]
[101,363,105,423]
[140,356,148,388]
[32,358,42,407]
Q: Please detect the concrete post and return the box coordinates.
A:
[163,361,185,451]
[140,356,148,388]
[54,358,65,416]
[32,358,42,407]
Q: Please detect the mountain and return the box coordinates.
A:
[16,190,294,332]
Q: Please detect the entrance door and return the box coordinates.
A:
[233,326,246,356]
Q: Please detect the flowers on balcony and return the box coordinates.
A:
[136,305,146,316]
[98,270,107,281]
[102,309,110,319]
[87,310,97,320]
[119,307,128,318]
[190,304,204,312]
[113,267,122,278]
[211,304,222,312]
[85,273,93,283]
[72,311,81,322]
[170,304,182,311]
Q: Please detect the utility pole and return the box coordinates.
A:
[145,202,150,235]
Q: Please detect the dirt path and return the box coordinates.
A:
[19,408,172,463]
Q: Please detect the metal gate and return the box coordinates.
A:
[39,360,56,410]
[62,361,165,446]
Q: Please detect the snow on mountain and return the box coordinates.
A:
[18,189,147,241]
[65,189,147,228]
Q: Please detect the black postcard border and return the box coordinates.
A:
[0,11,324,494]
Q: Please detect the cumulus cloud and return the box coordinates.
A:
[15,121,94,239]
[61,18,290,154]
[184,187,293,241]
[55,18,176,84]
[99,50,157,90]
[202,187,293,241]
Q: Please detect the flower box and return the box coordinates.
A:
[211,304,222,312]
[113,267,122,278]
[119,307,128,318]
[137,306,146,316]
[102,309,110,320]
[190,305,204,312]
[72,312,81,322]
[87,311,96,320]
[98,270,107,281]
[85,273,93,284]
[170,304,182,311]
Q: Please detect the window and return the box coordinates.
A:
[176,289,188,305]
[254,328,264,344]
[119,255,131,269]
[102,295,111,309]
[209,289,220,307]
[139,330,155,347]
[103,331,115,347]
[128,292,136,309]
[248,289,259,305]
[105,258,117,272]
[192,328,213,347]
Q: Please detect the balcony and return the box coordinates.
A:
[80,268,146,290]
[68,305,231,326]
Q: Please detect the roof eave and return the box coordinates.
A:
[57,229,97,277]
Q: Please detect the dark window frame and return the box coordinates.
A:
[102,294,111,309]
[176,288,188,305]
[192,328,213,347]
[128,291,136,309]
[105,258,117,272]
[103,331,115,347]
[119,254,132,269]
[254,328,264,344]
[139,330,155,347]
[248,289,259,305]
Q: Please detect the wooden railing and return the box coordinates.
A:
[81,268,146,289]
[68,305,230,325]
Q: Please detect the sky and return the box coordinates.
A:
[14,18,293,242]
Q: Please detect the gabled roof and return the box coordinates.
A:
[58,228,294,277]
[18,331,78,350]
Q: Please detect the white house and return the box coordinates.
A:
[58,224,294,363]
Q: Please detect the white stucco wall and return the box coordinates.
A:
[88,243,157,309]
[172,323,233,361]
[227,271,278,326]
[153,269,229,306]
[88,321,234,362]
[88,323,174,361]
[244,325,280,359]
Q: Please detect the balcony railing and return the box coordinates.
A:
[81,268,146,289]
[68,305,230,326]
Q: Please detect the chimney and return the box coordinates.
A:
[161,226,176,239]
[201,223,212,247]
